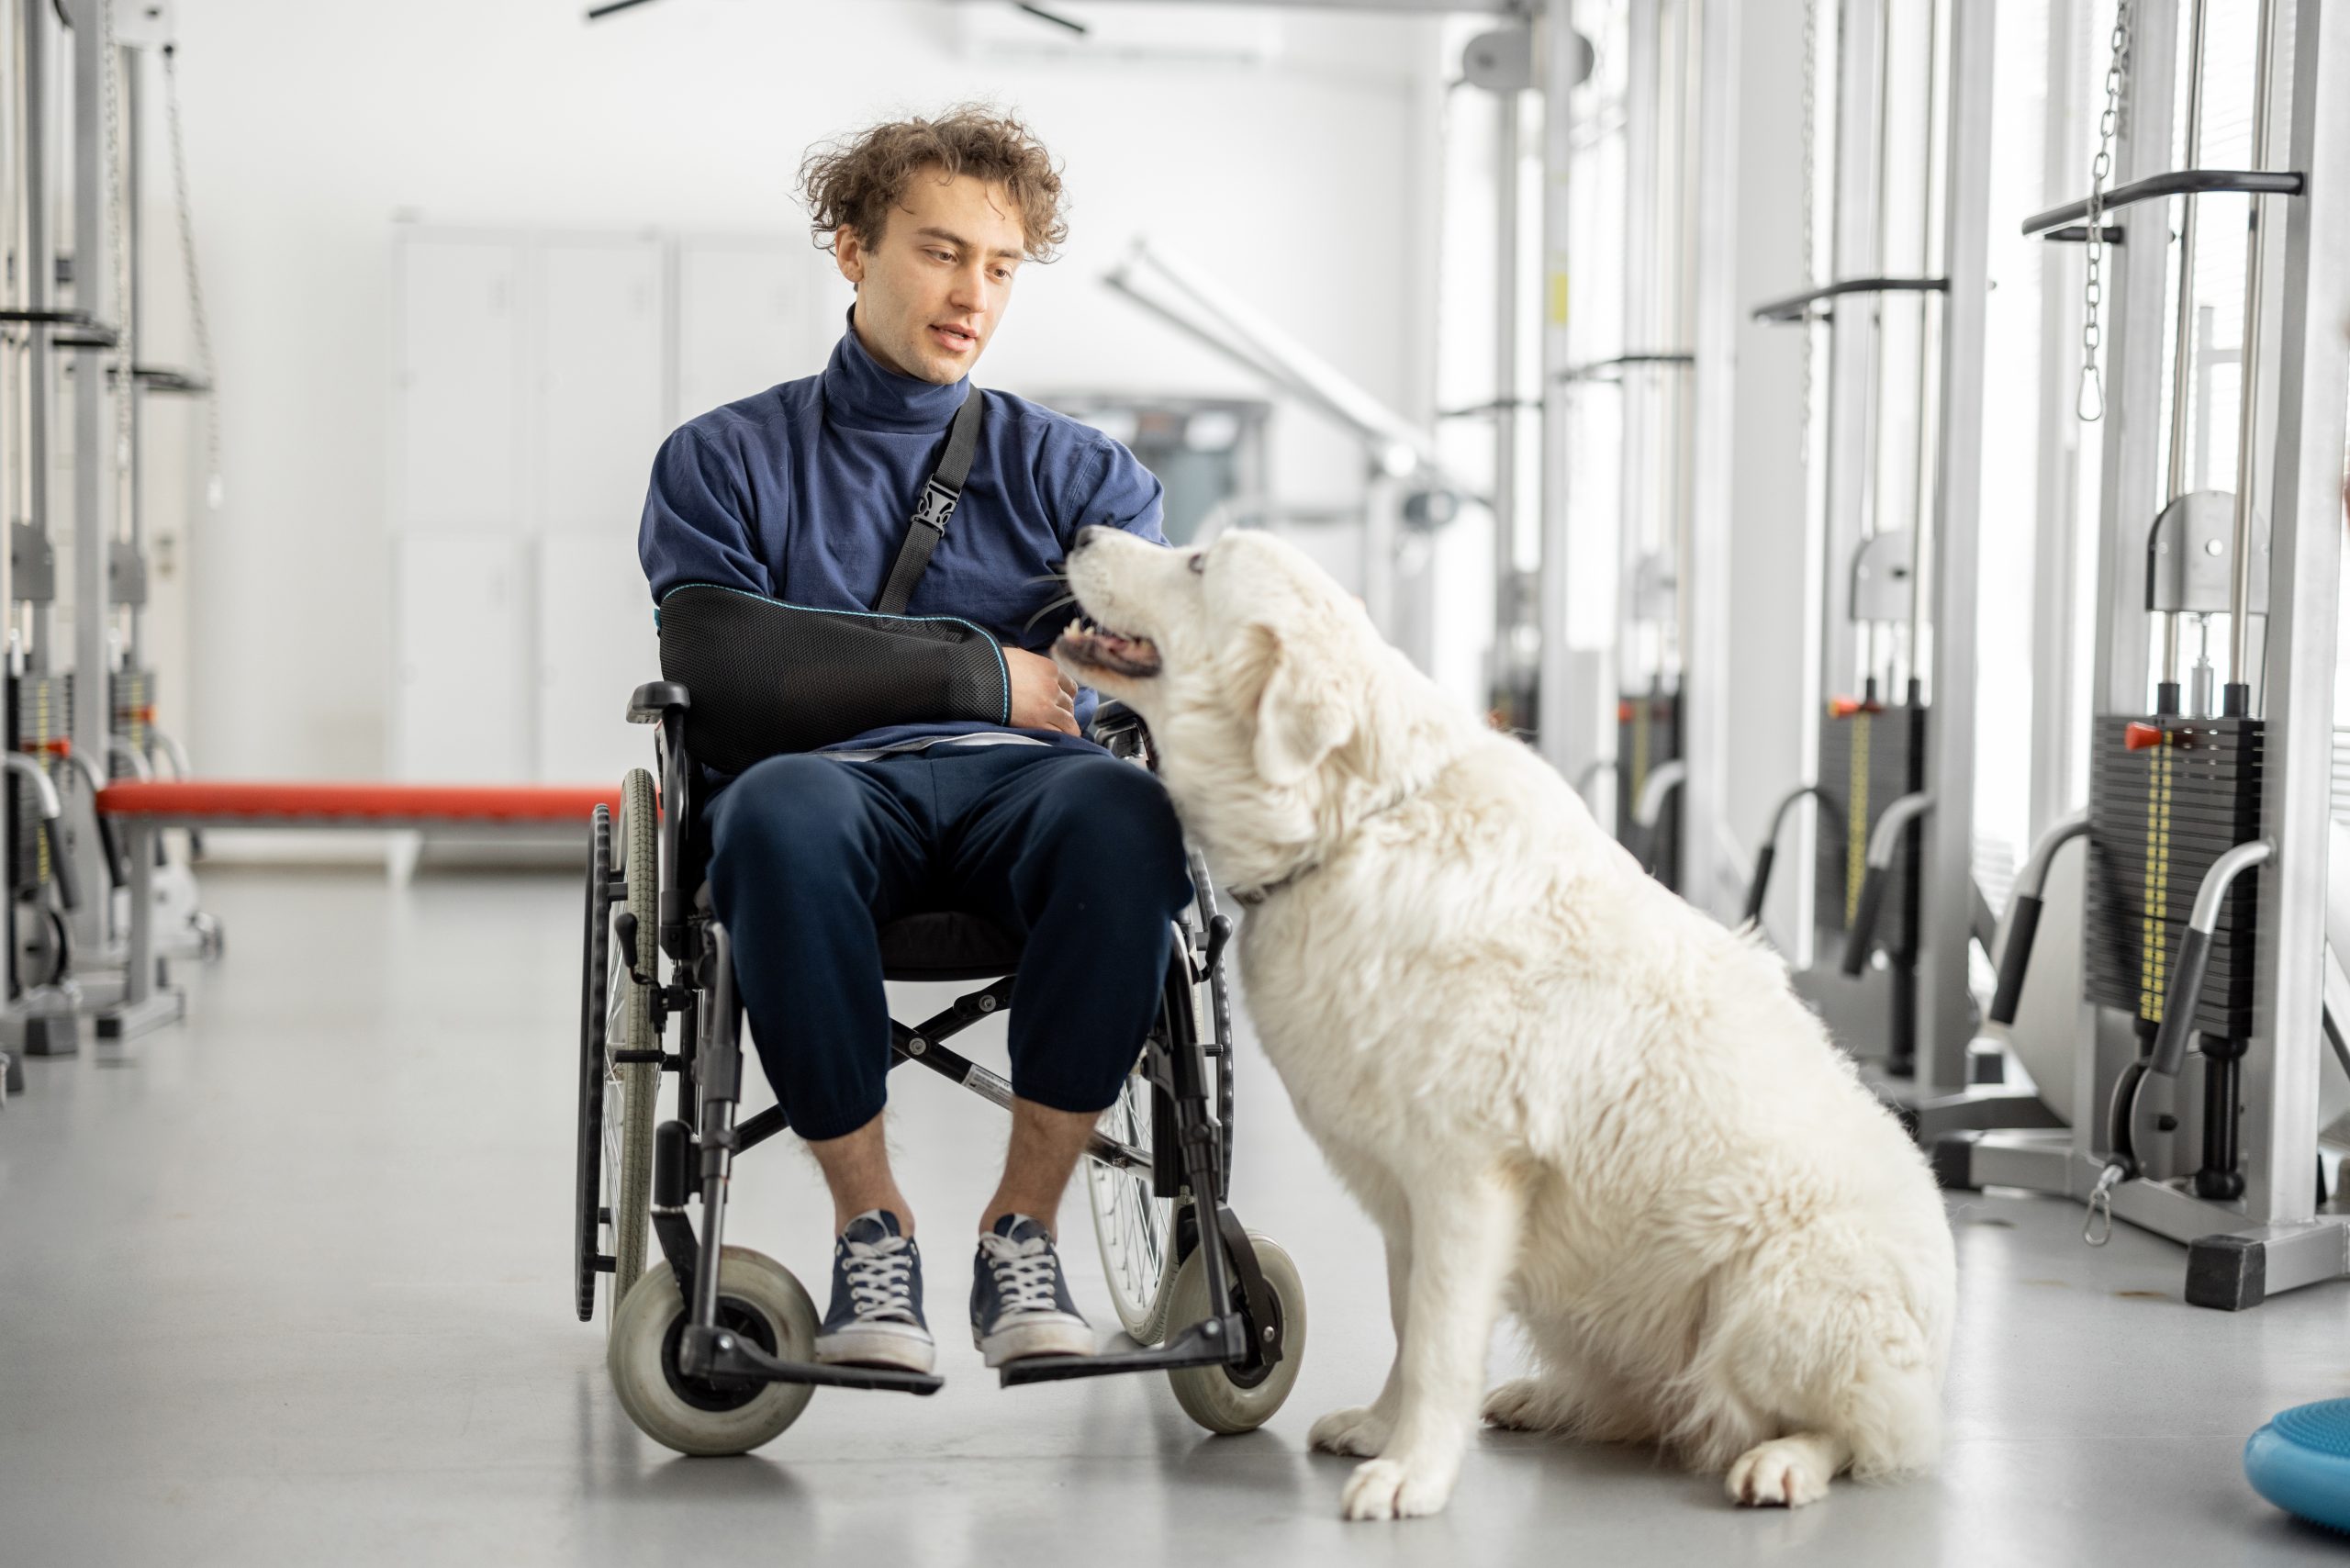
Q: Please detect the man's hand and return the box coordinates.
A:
[1005,646,1080,735]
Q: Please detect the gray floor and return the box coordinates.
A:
[3,868,2346,1566]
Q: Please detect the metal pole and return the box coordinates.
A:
[2158,0,2211,693]
[1915,0,1995,1095]
[1682,0,1739,917]
[1820,0,1884,703]
[1534,0,1578,773]
[67,0,112,962]
[2225,0,2277,699]
[1905,0,1940,693]
[2028,0,2084,838]
[1494,76,1521,716]
[1619,0,1657,700]
[21,0,45,667]
[2238,0,2347,1233]
[123,35,140,669]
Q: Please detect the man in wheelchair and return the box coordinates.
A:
[636,107,1192,1375]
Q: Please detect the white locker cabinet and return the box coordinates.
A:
[677,236,833,420]
[393,235,526,532]
[537,237,666,536]
[535,535,660,783]
[393,535,534,784]
[391,226,822,790]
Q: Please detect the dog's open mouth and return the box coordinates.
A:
[1057,615,1161,678]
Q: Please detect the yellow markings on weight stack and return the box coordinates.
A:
[2138,733,2175,1022]
[1846,711,1871,924]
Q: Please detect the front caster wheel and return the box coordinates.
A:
[1164,1232,1305,1435]
[607,1246,819,1456]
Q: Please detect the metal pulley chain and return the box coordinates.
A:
[2079,0,2132,421]
[162,45,220,510]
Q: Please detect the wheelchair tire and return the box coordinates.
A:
[601,768,663,1332]
[608,1246,819,1457]
[1164,1232,1305,1436]
[572,804,614,1322]
[1085,1073,1179,1344]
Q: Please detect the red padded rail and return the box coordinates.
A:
[96,780,623,823]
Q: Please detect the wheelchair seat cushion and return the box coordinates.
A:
[877,910,1024,980]
[659,583,1012,776]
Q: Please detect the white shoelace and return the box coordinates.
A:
[979,1231,1062,1316]
[841,1234,918,1323]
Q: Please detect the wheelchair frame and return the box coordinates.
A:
[584,678,1286,1399]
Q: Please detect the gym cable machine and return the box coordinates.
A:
[1942,0,2350,1309]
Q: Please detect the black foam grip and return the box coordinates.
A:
[1987,894,2044,1026]
[45,822,77,912]
[2149,925,2215,1077]
[1743,843,1777,927]
[1841,867,1891,977]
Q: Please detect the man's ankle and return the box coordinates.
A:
[836,1202,914,1238]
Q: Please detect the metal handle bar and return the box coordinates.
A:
[2023,169,2303,239]
[2148,839,2273,1078]
[1751,277,1948,325]
[1840,792,1934,977]
[1987,813,2091,1026]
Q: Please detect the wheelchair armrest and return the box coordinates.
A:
[629,681,691,725]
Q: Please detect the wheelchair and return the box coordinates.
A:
[571,679,1306,1456]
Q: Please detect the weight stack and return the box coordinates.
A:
[2083,714,2263,1037]
[1617,689,1682,890]
[111,666,154,775]
[6,672,71,900]
[1812,701,1928,943]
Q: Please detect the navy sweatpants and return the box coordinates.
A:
[704,742,1195,1141]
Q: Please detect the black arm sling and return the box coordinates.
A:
[656,388,1013,776]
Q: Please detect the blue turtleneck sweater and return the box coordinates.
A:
[638,316,1167,758]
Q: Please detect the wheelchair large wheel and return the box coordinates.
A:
[1086,1070,1179,1343]
[600,768,663,1329]
[608,1246,819,1456]
[572,804,614,1322]
[1164,1233,1306,1435]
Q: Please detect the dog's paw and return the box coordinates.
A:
[1727,1439,1835,1507]
[1481,1378,1563,1432]
[1309,1405,1393,1457]
[1340,1455,1457,1521]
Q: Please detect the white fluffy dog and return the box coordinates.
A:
[1053,526,1955,1521]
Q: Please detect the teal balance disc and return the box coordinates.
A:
[2245,1399,2350,1534]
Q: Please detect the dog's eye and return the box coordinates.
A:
[1188,554,1206,575]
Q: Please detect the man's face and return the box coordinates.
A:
[836,170,1025,386]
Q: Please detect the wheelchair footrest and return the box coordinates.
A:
[688,1324,944,1395]
[997,1319,1241,1387]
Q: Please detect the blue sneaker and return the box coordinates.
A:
[971,1215,1094,1366]
[814,1209,934,1373]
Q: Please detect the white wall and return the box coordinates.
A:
[148,0,1438,781]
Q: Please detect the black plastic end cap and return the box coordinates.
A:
[1930,1132,1982,1192]
[1742,842,1777,928]
[2184,1234,2265,1311]
[1987,894,2043,1025]
[21,1013,79,1058]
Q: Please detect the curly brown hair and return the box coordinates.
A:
[799,105,1069,263]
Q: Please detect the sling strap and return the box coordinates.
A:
[873,386,984,616]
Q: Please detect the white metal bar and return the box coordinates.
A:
[2239,0,2349,1227]
[1534,0,1579,773]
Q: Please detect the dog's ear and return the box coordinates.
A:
[1249,625,1355,787]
